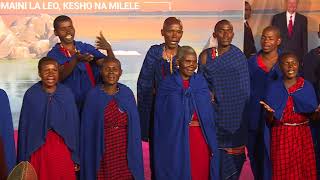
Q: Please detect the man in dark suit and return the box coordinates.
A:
[244,1,257,59]
[271,0,308,63]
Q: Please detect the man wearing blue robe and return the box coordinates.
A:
[154,72,219,180]
[47,15,114,110]
[198,20,250,179]
[137,17,183,179]
[80,84,144,180]
[246,26,282,179]
[0,89,15,179]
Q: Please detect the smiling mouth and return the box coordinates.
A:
[288,70,295,74]
[65,35,73,40]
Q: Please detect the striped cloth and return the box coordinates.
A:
[97,99,133,180]
[271,78,317,180]
[199,45,250,147]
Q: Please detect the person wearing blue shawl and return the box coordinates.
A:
[261,52,319,179]
[154,46,219,180]
[17,57,80,180]
[47,15,115,110]
[137,17,183,179]
[0,89,15,179]
[198,19,250,179]
[246,26,282,180]
[81,58,144,180]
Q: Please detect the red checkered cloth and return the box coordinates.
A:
[30,130,76,180]
[97,99,133,180]
[183,80,211,180]
[271,78,317,180]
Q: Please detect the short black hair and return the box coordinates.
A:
[38,57,58,71]
[214,19,232,32]
[53,15,72,30]
[101,57,122,69]
[163,17,183,29]
[279,52,299,64]
[262,26,281,38]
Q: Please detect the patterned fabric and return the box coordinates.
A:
[97,99,133,180]
[137,44,178,140]
[30,130,76,180]
[199,45,250,147]
[271,78,317,180]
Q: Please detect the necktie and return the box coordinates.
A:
[288,15,293,38]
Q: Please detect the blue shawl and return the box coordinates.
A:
[17,82,80,164]
[80,84,144,180]
[153,72,219,180]
[199,45,250,147]
[246,52,282,131]
[47,41,106,107]
[0,89,15,175]
[263,78,318,179]
[137,44,178,140]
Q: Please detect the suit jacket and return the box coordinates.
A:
[271,12,308,61]
[244,22,257,59]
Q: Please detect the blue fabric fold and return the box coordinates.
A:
[80,84,144,180]
[0,89,16,175]
[198,45,250,147]
[153,72,220,180]
[17,82,80,164]
[137,44,178,140]
[246,51,282,131]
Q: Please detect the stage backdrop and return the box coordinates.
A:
[247,0,320,51]
[0,0,243,129]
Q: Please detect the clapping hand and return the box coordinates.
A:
[76,52,94,63]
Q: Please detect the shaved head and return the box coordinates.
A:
[214,19,233,33]
[262,26,281,38]
[163,17,183,29]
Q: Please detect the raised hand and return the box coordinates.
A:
[96,31,112,51]
[95,31,115,58]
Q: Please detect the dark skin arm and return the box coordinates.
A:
[199,50,207,66]
[310,105,320,121]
